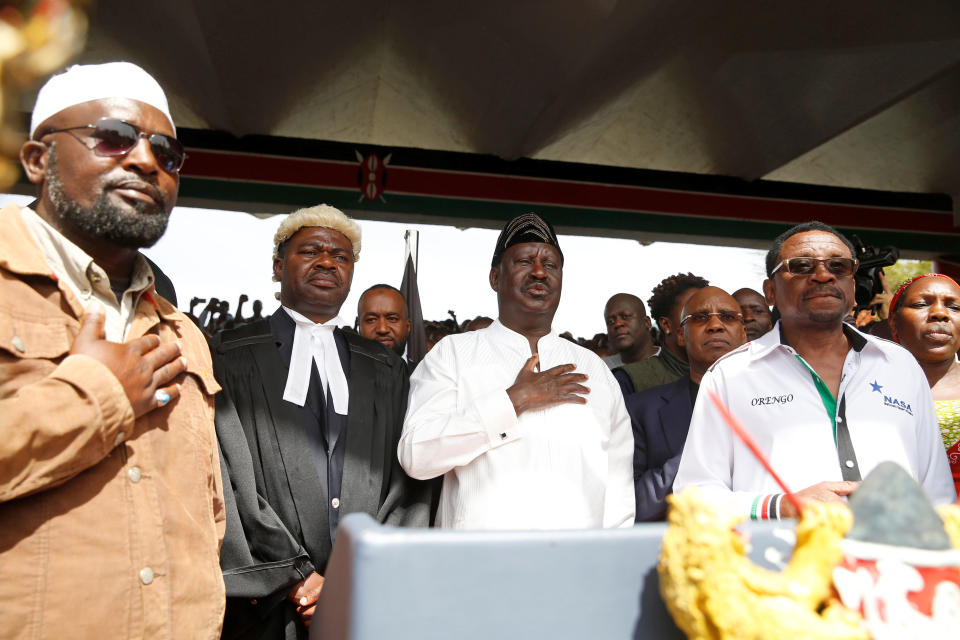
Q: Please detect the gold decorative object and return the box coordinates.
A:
[940,504,960,549]
[659,487,960,639]
[0,0,86,189]
[659,487,868,640]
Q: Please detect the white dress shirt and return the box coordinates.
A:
[399,319,635,530]
[674,322,956,519]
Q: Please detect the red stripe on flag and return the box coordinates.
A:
[184,151,359,189]
[385,167,953,231]
[181,150,956,233]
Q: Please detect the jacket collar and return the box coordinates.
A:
[0,203,177,327]
[751,319,883,361]
[0,203,58,279]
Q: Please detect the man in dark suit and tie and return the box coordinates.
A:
[626,286,747,521]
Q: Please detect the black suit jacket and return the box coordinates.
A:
[625,375,693,522]
[213,310,432,640]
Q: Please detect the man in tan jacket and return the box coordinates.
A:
[0,62,225,638]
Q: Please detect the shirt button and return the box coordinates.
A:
[80,288,91,297]
[128,466,142,483]
[331,498,340,509]
[11,335,25,353]
[845,460,855,469]
[113,431,126,446]
[139,568,154,585]
[836,416,843,423]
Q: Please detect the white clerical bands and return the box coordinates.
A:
[282,307,349,415]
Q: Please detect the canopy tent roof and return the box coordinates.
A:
[17,0,960,254]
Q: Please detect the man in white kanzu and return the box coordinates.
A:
[399,213,635,529]
[674,221,955,520]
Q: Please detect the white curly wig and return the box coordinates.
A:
[272,204,362,262]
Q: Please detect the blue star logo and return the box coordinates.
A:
[870,380,883,393]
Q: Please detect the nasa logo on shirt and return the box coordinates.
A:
[870,380,913,416]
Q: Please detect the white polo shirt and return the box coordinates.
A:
[674,322,956,519]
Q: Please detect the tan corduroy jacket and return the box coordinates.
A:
[0,203,226,639]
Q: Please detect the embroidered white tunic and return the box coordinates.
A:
[399,319,635,530]
[674,322,956,518]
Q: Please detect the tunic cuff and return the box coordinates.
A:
[475,390,521,448]
[749,493,782,520]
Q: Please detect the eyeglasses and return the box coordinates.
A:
[39,117,186,174]
[771,256,858,278]
[680,311,744,327]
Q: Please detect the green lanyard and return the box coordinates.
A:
[795,355,837,445]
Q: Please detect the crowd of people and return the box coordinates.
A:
[3,61,960,640]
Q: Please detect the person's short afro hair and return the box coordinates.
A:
[648,273,710,322]
[764,221,856,278]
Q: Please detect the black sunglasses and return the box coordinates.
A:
[39,117,186,174]
[771,256,858,278]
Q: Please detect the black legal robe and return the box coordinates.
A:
[213,310,432,640]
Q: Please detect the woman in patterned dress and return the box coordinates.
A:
[889,273,960,497]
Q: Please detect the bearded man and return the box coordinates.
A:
[0,62,225,638]
[357,284,411,359]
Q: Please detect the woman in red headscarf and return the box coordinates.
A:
[889,273,960,496]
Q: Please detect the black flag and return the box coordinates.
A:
[401,230,427,363]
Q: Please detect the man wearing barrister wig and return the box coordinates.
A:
[214,204,432,639]
[0,62,225,637]
[399,213,635,529]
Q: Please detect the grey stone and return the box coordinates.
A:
[846,461,952,550]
